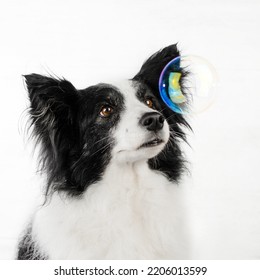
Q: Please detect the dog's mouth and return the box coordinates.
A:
[138,138,164,149]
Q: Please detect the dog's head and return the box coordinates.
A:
[25,44,190,196]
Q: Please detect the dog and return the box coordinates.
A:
[17,44,191,259]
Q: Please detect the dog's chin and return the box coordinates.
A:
[113,140,166,164]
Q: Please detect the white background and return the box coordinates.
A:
[0,0,259,259]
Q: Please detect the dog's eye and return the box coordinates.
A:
[145,99,153,108]
[100,105,113,118]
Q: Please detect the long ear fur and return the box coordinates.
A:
[24,74,79,195]
[134,44,191,182]
[133,44,180,90]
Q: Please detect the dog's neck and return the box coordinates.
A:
[95,159,166,193]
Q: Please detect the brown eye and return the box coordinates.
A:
[100,105,113,118]
[145,99,153,108]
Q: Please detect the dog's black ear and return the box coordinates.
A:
[24,74,78,129]
[24,74,79,189]
[133,44,181,94]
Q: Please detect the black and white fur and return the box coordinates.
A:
[17,44,191,260]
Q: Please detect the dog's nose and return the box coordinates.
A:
[139,112,165,131]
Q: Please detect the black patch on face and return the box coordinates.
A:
[133,44,191,182]
[69,84,125,195]
[24,74,125,197]
[135,83,163,112]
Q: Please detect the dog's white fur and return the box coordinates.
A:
[30,80,191,259]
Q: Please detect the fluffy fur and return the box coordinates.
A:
[17,44,191,259]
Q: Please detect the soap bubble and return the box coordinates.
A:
[159,55,218,114]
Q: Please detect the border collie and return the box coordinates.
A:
[17,44,191,259]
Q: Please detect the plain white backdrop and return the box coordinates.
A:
[0,0,259,259]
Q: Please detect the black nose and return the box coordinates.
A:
[139,112,165,131]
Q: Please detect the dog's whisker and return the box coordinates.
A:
[88,135,112,146]
[89,141,114,157]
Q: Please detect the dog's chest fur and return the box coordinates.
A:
[32,161,188,259]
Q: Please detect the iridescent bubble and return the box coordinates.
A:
[159,55,218,114]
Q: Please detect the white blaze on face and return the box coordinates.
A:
[111,80,170,163]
